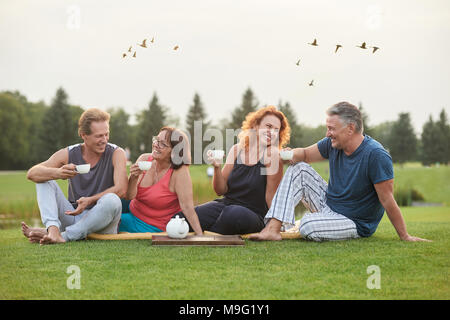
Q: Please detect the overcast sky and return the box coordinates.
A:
[1,0,449,133]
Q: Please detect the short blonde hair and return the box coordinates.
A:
[78,108,110,136]
[238,105,291,150]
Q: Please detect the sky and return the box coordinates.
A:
[1,0,449,133]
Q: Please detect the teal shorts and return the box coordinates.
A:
[119,199,163,233]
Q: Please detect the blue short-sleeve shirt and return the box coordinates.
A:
[317,135,394,237]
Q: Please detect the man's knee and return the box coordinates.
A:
[286,162,314,179]
[36,180,59,191]
[97,193,122,217]
[291,161,312,172]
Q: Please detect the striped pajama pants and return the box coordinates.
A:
[265,162,360,242]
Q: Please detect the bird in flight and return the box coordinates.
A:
[371,46,379,53]
[335,44,342,53]
[138,39,147,48]
[173,45,179,50]
[122,53,127,58]
[132,51,136,58]
[356,42,367,49]
[296,58,301,66]
[308,38,318,46]
[308,80,314,86]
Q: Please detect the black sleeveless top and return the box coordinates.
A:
[221,149,268,218]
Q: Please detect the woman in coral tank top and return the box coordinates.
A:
[119,127,203,235]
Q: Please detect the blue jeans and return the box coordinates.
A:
[36,180,122,241]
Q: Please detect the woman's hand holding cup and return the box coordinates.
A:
[207,150,224,168]
[129,162,143,179]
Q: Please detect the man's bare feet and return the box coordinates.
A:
[21,222,47,243]
[39,226,66,245]
[248,218,283,241]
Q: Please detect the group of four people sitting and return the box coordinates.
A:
[21,102,429,245]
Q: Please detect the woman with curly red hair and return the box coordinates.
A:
[195,105,291,235]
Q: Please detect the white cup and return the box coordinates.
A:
[207,150,225,161]
[138,161,152,171]
[280,150,294,160]
[76,164,91,174]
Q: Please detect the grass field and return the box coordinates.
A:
[0,206,448,299]
[1,162,449,228]
[0,163,449,300]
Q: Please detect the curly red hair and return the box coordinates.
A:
[238,105,291,150]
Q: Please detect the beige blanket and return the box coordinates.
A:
[87,230,301,240]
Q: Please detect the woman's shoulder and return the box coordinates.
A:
[171,164,191,178]
[170,165,191,192]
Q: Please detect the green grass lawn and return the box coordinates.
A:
[1,163,449,227]
[0,163,449,299]
[0,206,449,300]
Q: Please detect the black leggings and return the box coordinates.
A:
[189,200,265,235]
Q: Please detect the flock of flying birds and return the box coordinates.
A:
[122,36,179,58]
[122,36,379,88]
[297,38,380,86]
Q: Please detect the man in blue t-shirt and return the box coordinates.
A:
[250,101,429,242]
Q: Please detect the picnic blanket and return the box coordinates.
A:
[87,230,301,240]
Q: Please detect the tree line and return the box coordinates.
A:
[0,87,448,170]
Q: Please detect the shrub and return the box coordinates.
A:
[394,187,425,206]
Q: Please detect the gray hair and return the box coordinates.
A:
[326,102,363,133]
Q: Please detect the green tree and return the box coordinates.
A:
[0,92,29,169]
[137,93,167,153]
[3,91,50,167]
[26,100,48,166]
[298,124,327,147]
[420,115,440,166]
[435,109,450,164]
[278,101,301,147]
[229,87,258,129]
[358,102,375,137]
[389,112,417,164]
[186,93,210,163]
[39,87,74,156]
[370,121,394,151]
[107,107,132,150]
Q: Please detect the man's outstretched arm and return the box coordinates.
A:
[374,179,431,242]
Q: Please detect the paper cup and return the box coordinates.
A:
[76,164,91,174]
[138,161,152,171]
[280,150,294,160]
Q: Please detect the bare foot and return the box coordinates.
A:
[21,222,47,243]
[248,229,282,241]
[39,226,66,245]
[248,219,283,241]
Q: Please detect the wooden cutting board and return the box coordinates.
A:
[151,235,245,246]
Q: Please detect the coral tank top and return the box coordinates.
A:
[129,156,181,231]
